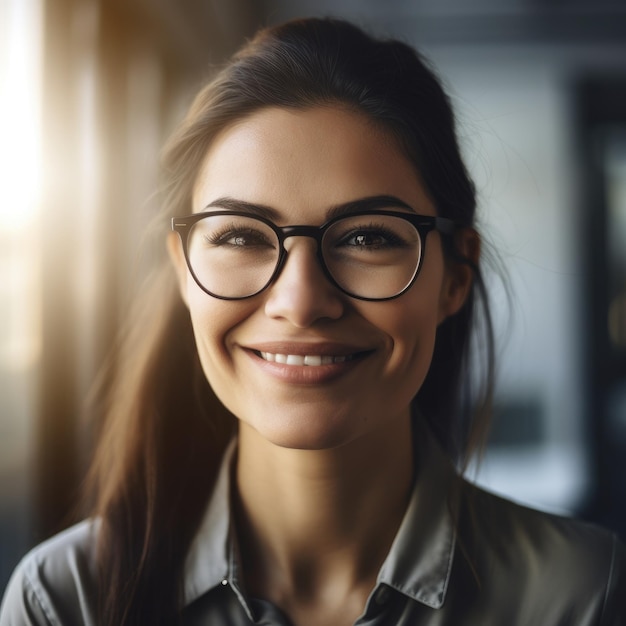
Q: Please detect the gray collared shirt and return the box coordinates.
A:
[2,423,626,625]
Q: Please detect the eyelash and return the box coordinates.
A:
[204,224,273,247]
[335,224,409,247]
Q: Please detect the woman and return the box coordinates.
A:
[2,17,625,626]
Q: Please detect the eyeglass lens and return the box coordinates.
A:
[186,213,423,300]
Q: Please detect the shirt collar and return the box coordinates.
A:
[182,420,459,611]
[183,438,237,606]
[375,418,458,609]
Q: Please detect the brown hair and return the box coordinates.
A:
[87,17,494,624]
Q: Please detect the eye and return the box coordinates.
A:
[205,225,275,249]
[337,225,409,250]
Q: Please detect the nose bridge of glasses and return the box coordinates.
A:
[276,224,327,282]
[280,224,324,247]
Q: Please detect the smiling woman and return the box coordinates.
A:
[167,106,470,454]
[1,16,625,626]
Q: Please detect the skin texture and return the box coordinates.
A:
[168,106,474,625]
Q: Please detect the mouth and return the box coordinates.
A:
[244,343,374,384]
[255,351,359,366]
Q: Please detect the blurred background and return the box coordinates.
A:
[1,0,625,592]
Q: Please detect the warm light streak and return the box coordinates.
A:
[0,0,42,234]
[0,0,43,371]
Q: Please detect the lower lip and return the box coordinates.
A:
[244,350,368,385]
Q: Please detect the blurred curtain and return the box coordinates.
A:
[33,0,261,540]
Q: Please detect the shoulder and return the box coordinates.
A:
[456,481,626,623]
[0,520,99,626]
[462,481,621,565]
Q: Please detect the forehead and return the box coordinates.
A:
[192,106,435,220]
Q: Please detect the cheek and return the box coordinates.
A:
[361,271,445,398]
[388,305,439,371]
[184,286,250,380]
[359,296,440,384]
[394,310,440,406]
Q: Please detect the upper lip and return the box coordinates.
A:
[243,342,373,356]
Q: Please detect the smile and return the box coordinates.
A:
[258,352,356,366]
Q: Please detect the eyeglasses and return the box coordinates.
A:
[171,209,456,301]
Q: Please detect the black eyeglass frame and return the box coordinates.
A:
[171,209,457,302]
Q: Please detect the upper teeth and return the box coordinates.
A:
[259,352,349,366]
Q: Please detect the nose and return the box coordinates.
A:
[263,237,345,327]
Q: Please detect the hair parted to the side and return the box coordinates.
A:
[85,17,495,625]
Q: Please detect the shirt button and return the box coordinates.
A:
[221,579,228,586]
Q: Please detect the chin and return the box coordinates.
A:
[244,410,364,451]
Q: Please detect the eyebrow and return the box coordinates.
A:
[203,194,417,222]
[203,197,279,220]
[327,195,416,220]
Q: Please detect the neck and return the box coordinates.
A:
[233,415,414,609]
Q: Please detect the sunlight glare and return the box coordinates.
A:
[0,0,43,371]
[0,0,42,235]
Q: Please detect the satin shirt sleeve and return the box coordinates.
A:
[0,521,97,626]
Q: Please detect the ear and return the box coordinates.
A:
[437,228,480,324]
[166,231,190,307]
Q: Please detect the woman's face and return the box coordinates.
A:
[169,106,469,451]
